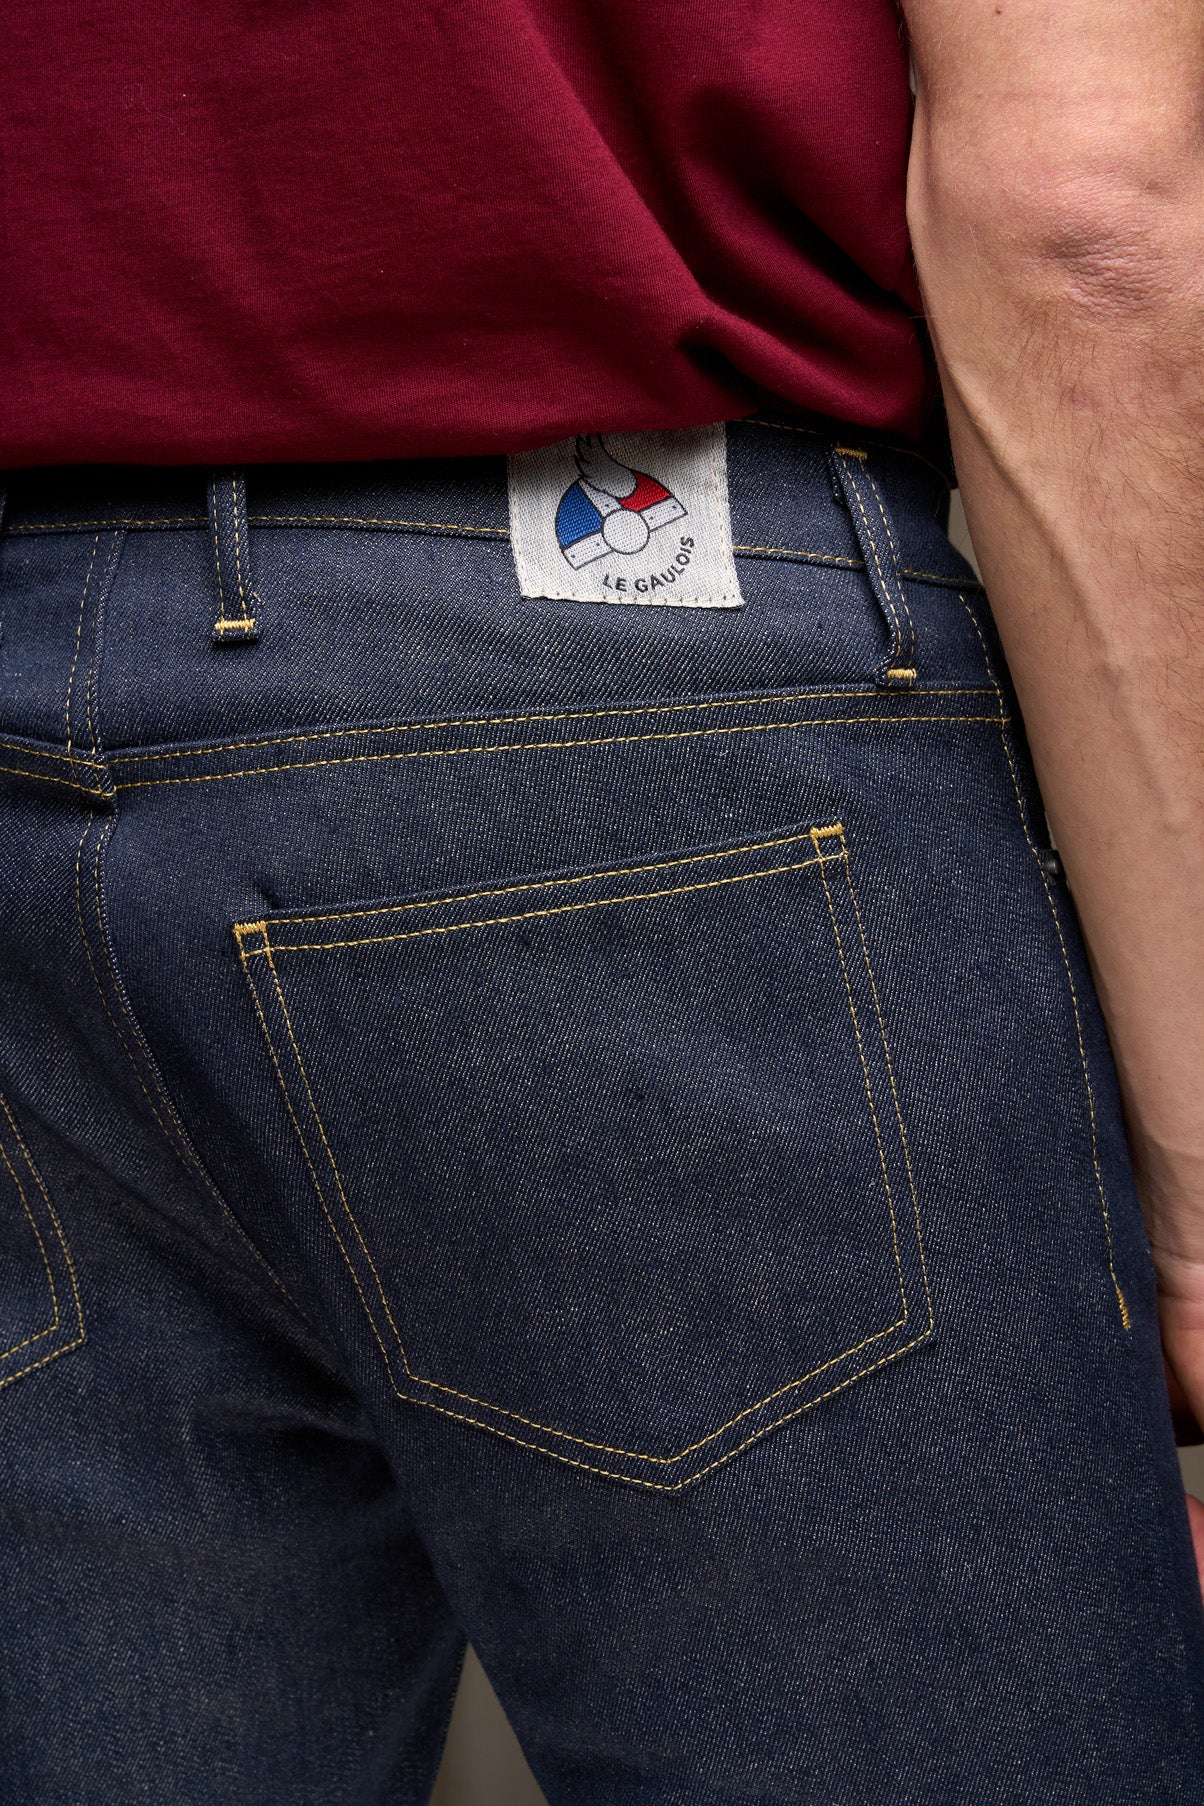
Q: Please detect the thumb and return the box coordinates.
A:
[1164,1359,1203,1445]
[1159,1287,1204,1600]
[1185,1496,1204,1598]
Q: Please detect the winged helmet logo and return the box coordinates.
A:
[555,435,688,569]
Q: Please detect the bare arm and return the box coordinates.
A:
[898,0,1204,1555]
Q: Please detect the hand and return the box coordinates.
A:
[1156,1250,1204,1597]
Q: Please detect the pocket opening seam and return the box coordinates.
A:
[238,832,847,959]
[239,825,844,938]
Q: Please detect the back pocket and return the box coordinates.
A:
[0,1093,85,1393]
[236,823,931,1489]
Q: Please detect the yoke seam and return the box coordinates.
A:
[114,711,1007,792]
[0,740,105,769]
[110,686,998,769]
[0,764,111,797]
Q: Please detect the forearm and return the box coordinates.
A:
[902,3,1204,1353]
[911,164,1204,1196]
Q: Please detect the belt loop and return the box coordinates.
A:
[827,445,917,688]
[208,470,261,645]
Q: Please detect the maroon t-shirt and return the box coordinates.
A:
[2,1,927,467]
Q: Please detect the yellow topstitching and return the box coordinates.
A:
[0,1130,61,1357]
[116,710,1007,792]
[960,598,1129,1330]
[113,686,995,769]
[245,847,842,959]
[842,851,934,1335]
[238,829,928,1472]
[0,1092,85,1385]
[239,825,845,936]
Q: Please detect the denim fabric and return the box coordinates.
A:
[1,419,1201,1802]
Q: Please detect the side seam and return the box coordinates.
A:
[961,594,1130,1330]
[73,815,309,1324]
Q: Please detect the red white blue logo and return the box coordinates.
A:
[555,435,688,569]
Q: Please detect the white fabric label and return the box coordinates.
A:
[507,424,743,609]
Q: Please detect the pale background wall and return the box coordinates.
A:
[426,495,1204,1805]
[429,1651,546,1806]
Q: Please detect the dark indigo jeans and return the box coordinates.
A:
[1,420,1201,1802]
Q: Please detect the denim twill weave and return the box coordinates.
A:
[0,419,1200,1802]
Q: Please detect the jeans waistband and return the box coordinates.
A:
[0,418,982,786]
[1,418,957,583]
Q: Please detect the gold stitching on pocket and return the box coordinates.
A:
[813,835,910,1317]
[0,1139,61,1358]
[247,843,839,959]
[0,1094,85,1389]
[237,825,933,1485]
[243,826,845,937]
[843,848,933,1329]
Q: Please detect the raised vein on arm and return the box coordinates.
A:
[899,0,1204,1409]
